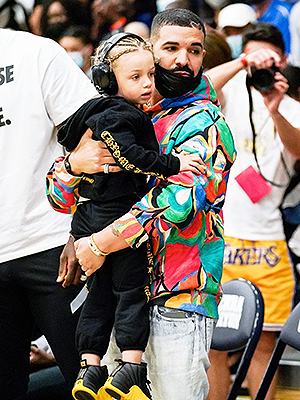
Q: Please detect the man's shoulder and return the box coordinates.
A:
[1,29,58,50]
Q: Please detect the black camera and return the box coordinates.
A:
[247,61,279,93]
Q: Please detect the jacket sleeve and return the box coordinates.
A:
[114,112,236,249]
[87,109,180,179]
[46,156,82,214]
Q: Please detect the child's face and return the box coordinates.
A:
[114,49,155,105]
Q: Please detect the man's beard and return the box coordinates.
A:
[154,63,203,98]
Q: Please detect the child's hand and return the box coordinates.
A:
[176,151,207,175]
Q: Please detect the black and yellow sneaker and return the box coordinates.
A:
[103,360,152,400]
[72,359,111,400]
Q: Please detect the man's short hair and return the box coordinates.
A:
[242,22,285,54]
[151,8,206,40]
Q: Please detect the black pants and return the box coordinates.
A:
[0,246,84,400]
[72,199,150,359]
[76,243,150,358]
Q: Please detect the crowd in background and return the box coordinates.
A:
[2,0,300,84]
[2,0,300,399]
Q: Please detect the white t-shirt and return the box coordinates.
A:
[0,29,98,263]
[222,71,300,241]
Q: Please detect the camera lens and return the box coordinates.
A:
[250,67,276,92]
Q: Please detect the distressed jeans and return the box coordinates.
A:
[103,305,216,400]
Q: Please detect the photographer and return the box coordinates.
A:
[206,23,300,400]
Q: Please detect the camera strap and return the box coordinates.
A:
[246,79,291,188]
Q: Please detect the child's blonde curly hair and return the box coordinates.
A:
[92,35,153,70]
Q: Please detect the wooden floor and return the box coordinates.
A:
[275,388,300,400]
[237,388,300,400]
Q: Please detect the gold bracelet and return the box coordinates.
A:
[88,234,108,257]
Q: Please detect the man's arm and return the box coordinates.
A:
[262,73,300,158]
[75,113,236,275]
[46,156,81,214]
[46,129,119,213]
[207,48,300,159]
[206,48,282,94]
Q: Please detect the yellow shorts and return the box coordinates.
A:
[222,236,295,330]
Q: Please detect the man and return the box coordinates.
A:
[47,9,236,400]
[0,28,97,400]
[217,3,257,59]
[206,23,300,400]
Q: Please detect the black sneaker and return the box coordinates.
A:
[103,360,152,400]
[72,359,111,400]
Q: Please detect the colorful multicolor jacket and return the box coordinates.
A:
[46,74,236,319]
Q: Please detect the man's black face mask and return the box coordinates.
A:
[154,63,203,98]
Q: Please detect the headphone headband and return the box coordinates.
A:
[92,32,146,95]
[97,32,146,63]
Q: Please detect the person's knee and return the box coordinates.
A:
[209,349,229,364]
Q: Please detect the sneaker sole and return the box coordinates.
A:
[104,378,151,400]
[98,387,113,400]
[72,380,98,400]
[72,384,112,400]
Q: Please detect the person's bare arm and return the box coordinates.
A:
[206,57,246,94]
[206,48,282,94]
[263,72,300,158]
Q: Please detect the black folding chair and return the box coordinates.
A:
[254,301,300,400]
[211,278,265,400]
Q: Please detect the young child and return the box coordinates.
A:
[47,32,203,400]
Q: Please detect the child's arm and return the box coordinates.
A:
[88,106,205,179]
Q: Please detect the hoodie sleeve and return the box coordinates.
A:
[87,103,180,179]
[46,156,82,214]
[113,111,236,249]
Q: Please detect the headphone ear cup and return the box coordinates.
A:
[92,62,118,95]
[92,32,142,95]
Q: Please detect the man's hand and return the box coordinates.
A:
[30,346,56,368]
[262,72,289,114]
[57,235,83,287]
[68,128,122,175]
[75,236,106,277]
[245,48,282,75]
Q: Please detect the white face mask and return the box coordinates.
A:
[226,35,243,60]
[68,51,84,68]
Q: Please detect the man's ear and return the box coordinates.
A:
[281,53,288,69]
